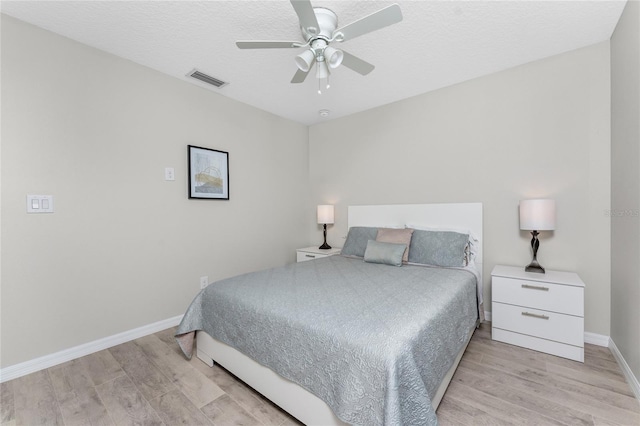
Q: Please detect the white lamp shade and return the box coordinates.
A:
[317,205,334,224]
[519,199,556,231]
[323,46,343,69]
[295,49,316,72]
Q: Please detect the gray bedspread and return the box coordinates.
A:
[176,255,478,426]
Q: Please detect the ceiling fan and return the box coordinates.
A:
[236,0,403,93]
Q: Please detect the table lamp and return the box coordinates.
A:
[519,199,556,273]
[317,205,334,250]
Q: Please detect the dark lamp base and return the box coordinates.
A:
[525,260,545,274]
[319,223,331,250]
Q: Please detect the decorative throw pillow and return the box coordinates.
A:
[363,240,406,267]
[376,227,414,263]
[341,227,379,258]
[407,229,469,267]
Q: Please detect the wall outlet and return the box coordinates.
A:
[200,276,209,289]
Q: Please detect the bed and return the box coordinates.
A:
[176,203,483,425]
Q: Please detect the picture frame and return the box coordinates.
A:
[187,145,229,200]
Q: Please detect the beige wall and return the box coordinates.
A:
[0,11,620,370]
[309,42,612,335]
[611,0,640,381]
[0,15,310,368]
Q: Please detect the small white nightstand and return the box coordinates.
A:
[491,265,585,362]
[296,246,342,263]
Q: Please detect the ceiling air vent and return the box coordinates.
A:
[187,69,228,88]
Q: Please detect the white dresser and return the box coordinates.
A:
[491,265,585,362]
[296,246,342,263]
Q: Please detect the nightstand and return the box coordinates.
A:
[491,265,585,362]
[296,246,342,263]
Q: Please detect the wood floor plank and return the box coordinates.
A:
[153,327,178,350]
[459,357,640,425]
[592,414,628,425]
[583,352,628,376]
[188,359,239,390]
[466,338,548,371]
[134,334,224,408]
[95,375,163,426]
[585,343,618,362]
[186,352,300,425]
[12,370,63,426]
[0,381,15,424]
[108,341,175,402]
[437,396,512,426]
[55,386,113,426]
[200,394,261,426]
[48,359,113,426]
[443,380,565,425]
[189,358,302,425]
[542,351,628,383]
[147,389,212,425]
[453,365,595,425]
[221,380,291,425]
[546,361,637,398]
[80,349,125,386]
[473,349,640,415]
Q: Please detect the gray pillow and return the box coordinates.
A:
[341,227,379,258]
[408,229,469,267]
[363,240,406,267]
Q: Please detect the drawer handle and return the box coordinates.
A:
[522,311,549,320]
[522,284,549,291]
[305,254,316,258]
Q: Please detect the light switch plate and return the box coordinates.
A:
[27,195,54,213]
[165,167,175,181]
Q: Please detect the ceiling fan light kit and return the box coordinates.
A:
[236,0,403,92]
[323,46,343,69]
[295,49,316,72]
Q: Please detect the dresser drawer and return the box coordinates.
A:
[492,276,583,316]
[296,252,328,262]
[492,302,583,347]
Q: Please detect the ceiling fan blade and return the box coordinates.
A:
[290,0,320,36]
[236,40,305,49]
[236,41,302,49]
[341,51,375,75]
[291,68,310,83]
[333,4,402,43]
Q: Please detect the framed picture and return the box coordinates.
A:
[188,145,229,200]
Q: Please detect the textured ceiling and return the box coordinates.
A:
[1,1,627,125]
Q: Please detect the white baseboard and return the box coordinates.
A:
[584,331,610,347]
[609,338,640,402]
[484,310,492,322]
[0,315,183,383]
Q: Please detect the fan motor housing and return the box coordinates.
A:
[301,7,338,41]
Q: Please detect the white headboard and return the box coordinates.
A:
[348,203,483,283]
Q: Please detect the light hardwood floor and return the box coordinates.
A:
[1,323,638,425]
